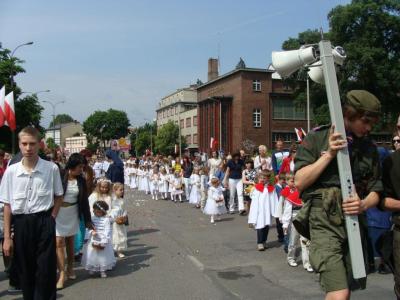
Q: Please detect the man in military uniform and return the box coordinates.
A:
[382,114,400,299]
[295,90,383,300]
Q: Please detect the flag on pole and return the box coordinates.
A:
[294,127,306,142]
[210,137,218,150]
[4,91,16,131]
[0,86,5,127]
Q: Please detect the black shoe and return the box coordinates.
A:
[278,237,284,243]
[7,285,22,293]
[378,264,391,274]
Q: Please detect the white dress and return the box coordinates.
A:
[150,174,159,193]
[189,174,201,204]
[203,186,227,215]
[248,186,274,229]
[167,174,174,193]
[56,180,79,237]
[130,168,138,189]
[88,193,112,215]
[159,174,168,193]
[110,198,128,251]
[171,177,183,196]
[81,215,116,272]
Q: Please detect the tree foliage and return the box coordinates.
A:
[83,109,130,148]
[49,114,74,128]
[0,48,44,152]
[154,120,186,155]
[280,0,400,126]
[46,137,58,150]
[131,122,156,156]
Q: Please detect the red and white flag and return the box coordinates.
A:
[4,91,16,131]
[294,127,306,142]
[0,86,5,127]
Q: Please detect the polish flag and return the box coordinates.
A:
[4,91,16,131]
[294,127,306,142]
[0,86,5,126]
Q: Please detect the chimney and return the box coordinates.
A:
[208,58,219,81]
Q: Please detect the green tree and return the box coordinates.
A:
[133,122,157,155]
[0,48,44,152]
[46,137,58,150]
[49,114,74,128]
[83,109,130,150]
[280,0,400,126]
[155,120,186,155]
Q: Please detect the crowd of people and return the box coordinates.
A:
[1,90,400,300]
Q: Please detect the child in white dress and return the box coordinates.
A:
[167,168,175,201]
[150,168,160,200]
[171,171,184,202]
[110,183,128,258]
[129,164,138,190]
[203,177,227,223]
[159,168,169,200]
[82,200,116,278]
[88,178,112,215]
[189,168,201,207]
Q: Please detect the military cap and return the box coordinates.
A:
[345,90,381,115]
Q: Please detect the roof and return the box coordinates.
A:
[46,122,81,131]
[196,67,274,90]
[156,101,197,112]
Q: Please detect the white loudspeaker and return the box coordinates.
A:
[332,46,346,66]
[272,46,317,77]
[307,46,346,85]
[307,62,324,85]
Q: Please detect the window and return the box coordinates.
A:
[186,135,192,144]
[253,109,261,128]
[193,116,197,126]
[180,119,184,128]
[186,117,191,127]
[272,132,297,143]
[253,80,261,92]
[273,99,306,120]
[193,134,198,144]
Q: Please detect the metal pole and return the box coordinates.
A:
[319,39,366,279]
[178,105,182,159]
[306,76,310,132]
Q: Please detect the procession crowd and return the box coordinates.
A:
[0,90,400,300]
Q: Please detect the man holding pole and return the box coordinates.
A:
[295,90,383,300]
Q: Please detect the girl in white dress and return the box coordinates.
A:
[167,168,175,201]
[159,168,169,200]
[124,162,130,187]
[137,166,144,192]
[88,178,112,215]
[142,166,151,194]
[204,177,227,223]
[189,168,201,207]
[171,171,184,202]
[200,166,209,210]
[82,200,116,278]
[150,168,160,200]
[130,164,138,189]
[110,183,128,258]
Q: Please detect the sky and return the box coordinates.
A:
[0,0,350,128]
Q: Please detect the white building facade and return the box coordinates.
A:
[156,87,198,150]
[64,134,88,155]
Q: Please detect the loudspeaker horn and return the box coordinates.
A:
[308,46,346,85]
[272,46,317,78]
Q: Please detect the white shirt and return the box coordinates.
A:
[254,155,272,171]
[0,158,64,215]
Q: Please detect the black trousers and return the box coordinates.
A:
[276,218,284,241]
[13,210,56,300]
[257,226,270,244]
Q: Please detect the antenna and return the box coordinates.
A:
[217,32,221,72]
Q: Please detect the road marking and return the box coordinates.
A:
[187,255,205,271]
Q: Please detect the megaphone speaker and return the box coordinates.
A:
[272,47,317,77]
[308,62,324,85]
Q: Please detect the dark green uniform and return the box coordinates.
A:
[295,125,383,292]
[382,151,400,298]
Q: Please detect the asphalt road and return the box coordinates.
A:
[0,188,395,300]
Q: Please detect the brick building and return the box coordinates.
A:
[197,59,308,155]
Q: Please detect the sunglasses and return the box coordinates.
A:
[393,139,400,144]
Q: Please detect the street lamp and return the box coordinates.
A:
[144,118,156,155]
[19,89,50,99]
[42,100,65,145]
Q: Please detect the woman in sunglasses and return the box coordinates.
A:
[392,135,400,152]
